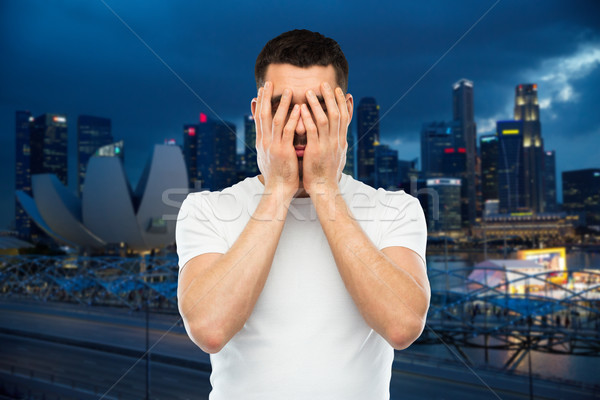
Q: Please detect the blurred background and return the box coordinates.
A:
[1,0,599,399]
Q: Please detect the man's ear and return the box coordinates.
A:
[345,93,354,125]
[251,97,257,120]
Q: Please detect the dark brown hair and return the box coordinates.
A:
[254,29,349,92]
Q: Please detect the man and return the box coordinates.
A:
[176,29,430,399]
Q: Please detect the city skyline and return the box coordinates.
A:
[1,0,600,230]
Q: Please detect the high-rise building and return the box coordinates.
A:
[544,150,557,212]
[562,169,600,226]
[497,120,527,213]
[420,121,455,177]
[183,124,198,190]
[30,113,68,186]
[184,113,237,191]
[15,111,33,239]
[480,134,499,202]
[374,143,398,189]
[77,115,112,195]
[514,84,545,213]
[452,79,478,226]
[244,114,259,176]
[426,178,462,233]
[356,97,379,186]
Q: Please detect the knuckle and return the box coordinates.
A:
[272,116,284,127]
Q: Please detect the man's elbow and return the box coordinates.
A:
[183,317,228,354]
[387,315,427,351]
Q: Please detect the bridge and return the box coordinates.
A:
[1,254,599,372]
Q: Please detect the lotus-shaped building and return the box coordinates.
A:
[17,143,188,252]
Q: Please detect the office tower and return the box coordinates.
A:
[184,113,237,191]
[15,111,33,239]
[426,178,462,232]
[356,97,379,186]
[374,143,398,189]
[77,115,112,195]
[343,123,356,178]
[397,158,418,186]
[420,121,455,177]
[452,79,478,225]
[30,113,68,186]
[497,120,527,213]
[244,114,259,176]
[183,124,198,189]
[480,134,499,202]
[514,84,545,212]
[562,169,600,226]
[544,150,557,212]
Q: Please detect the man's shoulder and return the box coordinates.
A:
[342,174,418,208]
[181,176,262,221]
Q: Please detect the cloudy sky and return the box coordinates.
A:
[1,0,599,230]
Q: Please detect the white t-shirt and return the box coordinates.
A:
[176,173,427,400]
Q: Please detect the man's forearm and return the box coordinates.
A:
[311,187,429,349]
[178,191,290,352]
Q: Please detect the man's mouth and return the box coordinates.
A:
[295,145,305,158]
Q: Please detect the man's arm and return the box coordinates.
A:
[177,192,290,354]
[311,190,430,350]
[177,81,300,354]
[299,81,429,350]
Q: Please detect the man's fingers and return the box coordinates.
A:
[282,104,300,145]
[301,104,319,146]
[259,81,273,142]
[272,88,292,143]
[305,89,328,135]
[333,86,349,149]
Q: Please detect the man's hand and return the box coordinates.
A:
[253,81,301,201]
[300,82,350,196]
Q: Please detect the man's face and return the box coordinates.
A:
[251,63,353,183]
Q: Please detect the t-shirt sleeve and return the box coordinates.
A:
[377,191,428,264]
[175,193,229,273]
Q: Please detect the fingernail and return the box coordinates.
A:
[307,90,315,98]
[283,88,290,97]
[323,82,331,90]
[265,81,271,89]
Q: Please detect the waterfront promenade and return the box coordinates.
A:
[0,299,597,400]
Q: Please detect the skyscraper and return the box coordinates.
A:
[480,134,499,202]
[497,120,527,213]
[77,115,112,195]
[562,169,600,226]
[244,114,259,176]
[184,113,237,191]
[30,113,68,186]
[374,143,398,189]
[420,121,454,177]
[452,79,478,225]
[426,178,462,233]
[356,97,379,186]
[514,84,545,212]
[544,150,557,212]
[183,124,198,189]
[15,111,33,239]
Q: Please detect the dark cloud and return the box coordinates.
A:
[1,0,599,228]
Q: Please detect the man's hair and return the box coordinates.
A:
[255,29,349,93]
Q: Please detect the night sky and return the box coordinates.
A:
[1,0,599,230]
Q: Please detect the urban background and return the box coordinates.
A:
[1,1,599,399]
